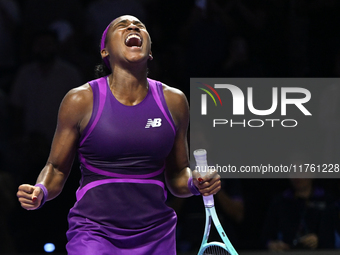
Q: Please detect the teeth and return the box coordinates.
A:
[126,34,141,43]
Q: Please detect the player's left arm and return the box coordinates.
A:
[163,85,221,197]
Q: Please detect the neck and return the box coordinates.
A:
[107,65,148,106]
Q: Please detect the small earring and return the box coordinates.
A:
[149,54,153,60]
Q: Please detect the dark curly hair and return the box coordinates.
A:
[94,60,111,78]
[94,59,150,78]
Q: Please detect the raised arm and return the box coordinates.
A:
[163,85,221,198]
[17,84,93,210]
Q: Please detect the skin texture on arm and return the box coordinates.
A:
[17,84,93,210]
[163,85,191,198]
[163,84,221,198]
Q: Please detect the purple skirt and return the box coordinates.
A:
[66,215,177,255]
[66,181,177,255]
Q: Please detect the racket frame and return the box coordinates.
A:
[194,149,238,255]
[197,204,238,255]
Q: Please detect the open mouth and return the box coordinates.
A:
[125,33,142,47]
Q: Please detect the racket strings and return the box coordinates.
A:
[202,244,231,255]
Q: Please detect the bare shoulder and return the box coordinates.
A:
[162,83,188,108]
[62,83,93,107]
[162,83,189,128]
[58,83,93,127]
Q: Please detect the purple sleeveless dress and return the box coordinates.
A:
[66,76,177,254]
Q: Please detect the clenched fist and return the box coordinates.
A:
[17,184,44,210]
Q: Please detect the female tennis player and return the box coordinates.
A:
[16,15,221,254]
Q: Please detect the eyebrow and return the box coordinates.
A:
[113,19,145,29]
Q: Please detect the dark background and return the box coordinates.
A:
[1,0,340,254]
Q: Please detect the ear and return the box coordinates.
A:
[101,49,109,59]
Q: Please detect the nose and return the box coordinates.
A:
[127,23,139,32]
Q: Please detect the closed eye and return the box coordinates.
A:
[135,23,146,29]
[114,20,146,29]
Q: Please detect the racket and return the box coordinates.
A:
[193,149,238,255]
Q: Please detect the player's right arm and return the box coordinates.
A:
[17,84,93,210]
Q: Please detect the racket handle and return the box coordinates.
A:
[193,149,208,177]
[193,149,215,208]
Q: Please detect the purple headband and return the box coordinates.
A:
[100,21,115,70]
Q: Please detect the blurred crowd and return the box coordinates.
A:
[1,0,340,253]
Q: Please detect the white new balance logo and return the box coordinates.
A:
[145,118,162,128]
